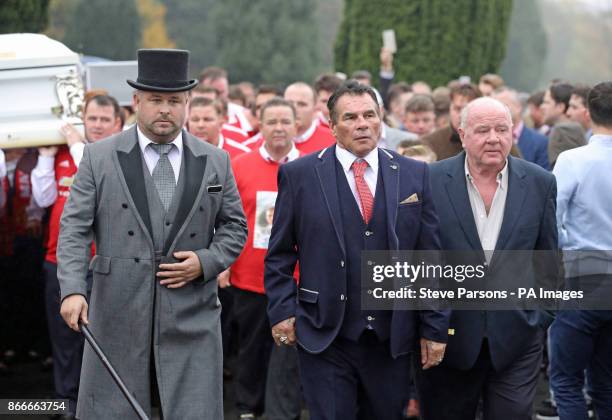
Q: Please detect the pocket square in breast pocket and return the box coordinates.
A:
[400,193,419,204]
[207,184,223,193]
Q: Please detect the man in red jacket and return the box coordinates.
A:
[31,94,122,418]
[187,97,250,160]
[230,98,302,419]
[284,82,336,155]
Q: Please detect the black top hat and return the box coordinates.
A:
[127,49,198,92]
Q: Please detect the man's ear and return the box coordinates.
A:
[132,92,140,111]
[458,127,465,143]
[329,119,336,136]
[556,102,566,115]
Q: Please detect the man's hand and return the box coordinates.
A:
[157,251,203,289]
[420,338,446,370]
[217,268,231,288]
[380,47,394,72]
[38,146,59,157]
[271,317,296,346]
[60,294,88,332]
[60,123,85,147]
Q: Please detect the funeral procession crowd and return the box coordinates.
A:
[0,46,611,420]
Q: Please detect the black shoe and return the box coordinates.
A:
[536,399,559,420]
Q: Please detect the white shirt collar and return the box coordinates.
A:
[294,119,318,143]
[464,156,509,190]
[137,125,183,155]
[589,133,612,145]
[217,134,225,149]
[335,144,379,174]
[258,143,300,163]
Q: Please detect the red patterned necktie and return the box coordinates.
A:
[351,159,374,224]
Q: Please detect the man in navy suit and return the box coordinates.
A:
[264,81,450,420]
[418,97,558,420]
[494,88,550,169]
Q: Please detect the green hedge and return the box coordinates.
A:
[334,0,513,87]
[0,0,49,34]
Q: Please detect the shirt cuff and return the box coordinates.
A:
[36,155,56,172]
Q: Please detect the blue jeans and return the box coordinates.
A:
[550,309,612,420]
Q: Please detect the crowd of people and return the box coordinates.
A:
[0,46,610,420]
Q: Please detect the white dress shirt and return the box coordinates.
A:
[69,141,85,168]
[0,149,6,178]
[465,158,508,258]
[31,155,58,208]
[335,145,378,214]
[137,126,182,182]
[31,140,90,208]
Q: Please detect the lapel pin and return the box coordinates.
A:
[390,164,398,170]
[448,328,455,336]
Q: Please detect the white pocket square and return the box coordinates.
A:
[400,193,419,204]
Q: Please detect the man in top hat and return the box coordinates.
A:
[57,49,248,420]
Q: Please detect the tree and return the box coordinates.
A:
[0,0,49,34]
[162,0,218,76]
[538,0,612,88]
[45,0,80,42]
[499,0,547,92]
[137,0,175,49]
[210,0,321,85]
[162,0,322,84]
[334,0,513,87]
[314,0,343,72]
[63,0,141,60]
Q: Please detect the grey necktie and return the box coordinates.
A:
[149,143,176,211]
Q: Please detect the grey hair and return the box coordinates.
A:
[459,97,513,130]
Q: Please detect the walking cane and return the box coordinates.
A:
[81,324,150,420]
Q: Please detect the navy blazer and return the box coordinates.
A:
[429,152,558,371]
[264,146,450,357]
[518,126,550,170]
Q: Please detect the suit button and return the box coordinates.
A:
[340,294,346,301]
[199,206,204,212]
[122,203,128,209]
[190,233,196,238]
[165,221,171,226]
[365,230,373,237]
[134,258,139,263]
[128,230,134,236]
[367,315,375,321]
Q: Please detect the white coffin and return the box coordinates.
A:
[0,33,84,149]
